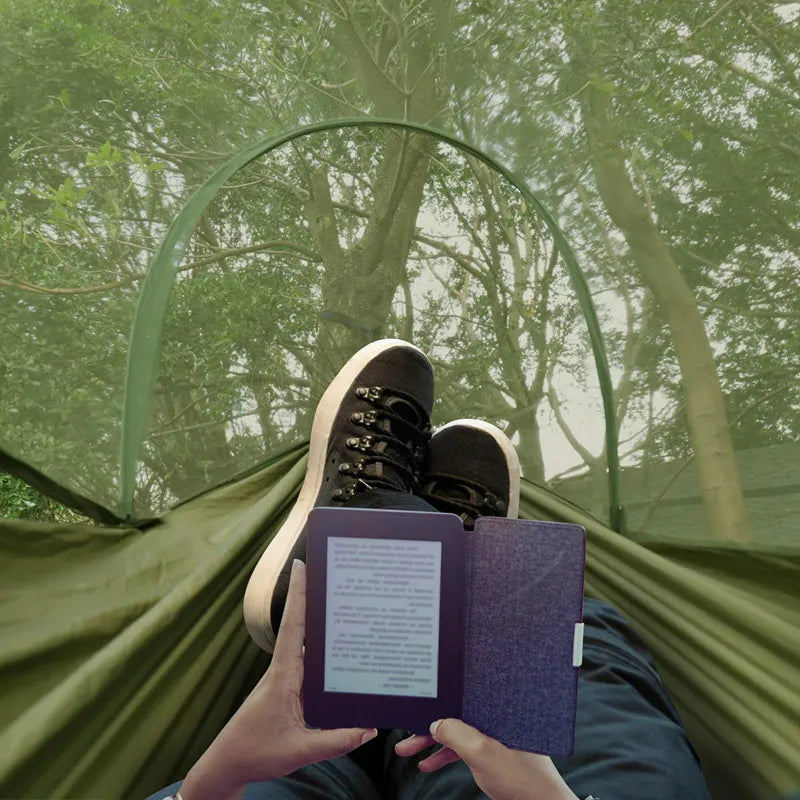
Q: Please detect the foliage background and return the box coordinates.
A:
[1,3,799,528]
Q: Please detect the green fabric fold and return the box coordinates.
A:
[0,449,306,798]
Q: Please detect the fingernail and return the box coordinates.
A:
[430,719,443,737]
[361,729,378,745]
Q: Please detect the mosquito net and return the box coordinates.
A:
[4,0,797,539]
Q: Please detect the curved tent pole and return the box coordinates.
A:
[119,118,625,530]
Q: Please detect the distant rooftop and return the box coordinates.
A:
[552,443,800,545]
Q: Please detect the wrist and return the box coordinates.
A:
[180,750,246,800]
[180,774,245,800]
[538,760,581,800]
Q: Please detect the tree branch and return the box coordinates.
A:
[546,371,598,465]
[708,55,800,110]
[740,12,800,94]
[0,240,320,295]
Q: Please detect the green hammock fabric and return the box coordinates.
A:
[1,450,798,800]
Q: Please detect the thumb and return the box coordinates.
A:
[304,727,378,761]
[429,718,504,766]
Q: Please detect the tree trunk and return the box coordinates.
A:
[515,410,546,484]
[298,1,444,396]
[306,131,435,398]
[582,87,749,541]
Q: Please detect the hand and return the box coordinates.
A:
[395,719,579,800]
[181,560,377,800]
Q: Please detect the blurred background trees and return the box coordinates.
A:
[2,0,798,538]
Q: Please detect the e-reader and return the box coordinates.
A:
[303,506,466,734]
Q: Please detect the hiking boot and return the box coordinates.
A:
[243,339,433,652]
[419,418,520,529]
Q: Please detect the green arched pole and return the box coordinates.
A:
[119,118,625,530]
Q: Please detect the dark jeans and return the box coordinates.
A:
[148,490,711,800]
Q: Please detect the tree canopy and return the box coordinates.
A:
[1,0,798,541]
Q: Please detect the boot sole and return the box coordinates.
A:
[433,418,521,519]
[243,338,430,652]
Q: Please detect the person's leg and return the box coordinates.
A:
[238,333,710,800]
[385,420,710,800]
[550,598,711,800]
[144,756,383,800]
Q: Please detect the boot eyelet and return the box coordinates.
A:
[333,485,355,502]
[355,387,369,398]
[347,435,374,452]
[339,462,351,473]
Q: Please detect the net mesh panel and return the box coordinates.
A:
[1,0,798,542]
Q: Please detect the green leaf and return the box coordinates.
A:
[9,139,31,161]
[86,140,122,172]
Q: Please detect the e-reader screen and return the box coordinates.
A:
[324,536,442,697]
[304,507,466,733]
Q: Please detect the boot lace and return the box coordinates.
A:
[420,472,506,527]
[331,386,431,502]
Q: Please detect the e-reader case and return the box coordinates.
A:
[303,507,586,757]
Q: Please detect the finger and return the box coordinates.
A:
[418,745,461,773]
[394,733,436,757]
[429,718,504,767]
[299,727,378,764]
[271,560,306,676]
